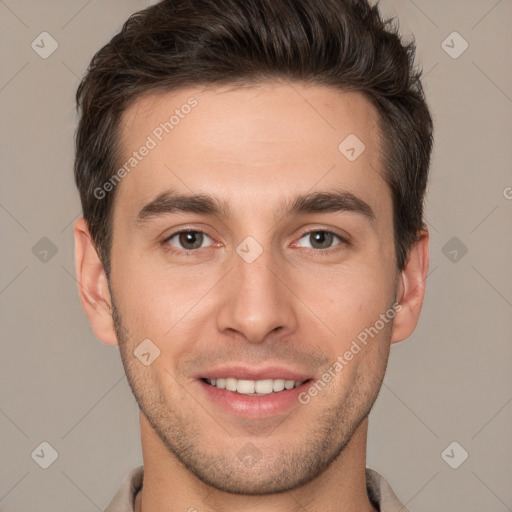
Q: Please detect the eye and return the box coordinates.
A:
[295,230,348,251]
[164,230,213,252]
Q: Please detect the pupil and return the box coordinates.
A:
[180,231,202,249]
[312,231,332,249]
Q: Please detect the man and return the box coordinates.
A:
[73,0,432,510]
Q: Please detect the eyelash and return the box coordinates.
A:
[162,228,350,256]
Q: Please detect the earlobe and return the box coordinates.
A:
[391,228,430,344]
[73,218,119,346]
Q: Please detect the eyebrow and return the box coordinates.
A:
[135,188,376,228]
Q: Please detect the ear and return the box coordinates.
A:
[391,227,429,344]
[73,217,119,346]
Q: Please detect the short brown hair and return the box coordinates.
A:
[74,0,433,277]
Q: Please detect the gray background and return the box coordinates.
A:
[1,0,511,510]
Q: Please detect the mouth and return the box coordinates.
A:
[195,368,314,418]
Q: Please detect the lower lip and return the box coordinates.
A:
[197,379,312,418]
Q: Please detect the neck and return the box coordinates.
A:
[135,412,377,512]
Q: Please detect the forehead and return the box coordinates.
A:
[114,82,390,229]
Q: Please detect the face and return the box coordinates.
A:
[107,82,401,494]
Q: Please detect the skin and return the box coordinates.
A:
[74,82,429,512]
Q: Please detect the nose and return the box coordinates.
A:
[215,245,299,344]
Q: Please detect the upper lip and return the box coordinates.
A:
[195,365,313,382]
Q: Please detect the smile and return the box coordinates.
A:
[202,377,306,396]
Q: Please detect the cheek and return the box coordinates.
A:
[113,255,216,345]
[298,261,394,341]
[111,253,170,336]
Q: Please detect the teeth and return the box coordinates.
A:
[284,380,295,390]
[273,379,285,392]
[205,377,305,395]
[254,379,273,394]
[226,378,237,392]
[237,379,255,394]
